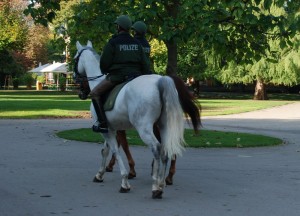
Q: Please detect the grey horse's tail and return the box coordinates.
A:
[157,76,185,158]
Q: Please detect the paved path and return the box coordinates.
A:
[1,102,300,216]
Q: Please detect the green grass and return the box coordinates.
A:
[0,90,296,118]
[0,90,90,118]
[0,90,290,148]
[200,99,293,116]
[56,128,283,148]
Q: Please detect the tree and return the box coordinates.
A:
[24,24,50,68]
[24,0,60,27]
[0,0,28,51]
[25,0,300,97]
[0,0,29,86]
[215,2,300,99]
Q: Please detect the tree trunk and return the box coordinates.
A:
[165,40,177,76]
[253,80,268,100]
[164,0,180,76]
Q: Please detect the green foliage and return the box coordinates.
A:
[37,75,45,83]
[177,41,207,80]
[23,0,300,90]
[0,1,28,51]
[0,1,30,86]
[21,73,35,88]
[58,76,66,91]
[24,0,61,27]
[12,78,19,89]
[0,49,26,87]
[150,39,167,74]
[26,1,300,69]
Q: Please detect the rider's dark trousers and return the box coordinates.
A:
[90,79,116,125]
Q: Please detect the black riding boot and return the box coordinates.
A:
[92,98,108,133]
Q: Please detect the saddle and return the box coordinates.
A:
[103,81,129,111]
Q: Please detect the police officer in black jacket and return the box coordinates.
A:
[90,15,149,133]
[132,21,153,73]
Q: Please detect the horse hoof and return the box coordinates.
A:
[93,176,103,183]
[119,187,130,193]
[165,177,173,185]
[152,190,163,199]
[106,167,113,172]
[128,173,136,179]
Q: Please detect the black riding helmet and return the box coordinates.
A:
[114,15,132,31]
[132,21,147,35]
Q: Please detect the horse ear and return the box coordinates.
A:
[87,40,93,48]
[76,41,82,50]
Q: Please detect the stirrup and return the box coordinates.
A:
[92,124,108,133]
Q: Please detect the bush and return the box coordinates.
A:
[22,73,35,89]
[59,76,66,91]
[13,78,19,89]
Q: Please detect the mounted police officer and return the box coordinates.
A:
[90,15,149,133]
[131,21,153,73]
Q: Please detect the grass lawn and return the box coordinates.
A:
[0,90,297,118]
[56,128,283,148]
[1,90,297,148]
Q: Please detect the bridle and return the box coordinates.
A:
[73,47,103,100]
[73,47,104,82]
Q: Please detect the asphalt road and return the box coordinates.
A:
[1,102,300,216]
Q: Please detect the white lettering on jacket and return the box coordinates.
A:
[119,44,139,51]
[143,47,150,54]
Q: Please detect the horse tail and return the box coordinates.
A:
[169,75,201,133]
[157,76,186,158]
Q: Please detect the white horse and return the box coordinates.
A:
[74,41,201,199]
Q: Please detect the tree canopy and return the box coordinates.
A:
[8,0,300,98]
[0,0,28,51]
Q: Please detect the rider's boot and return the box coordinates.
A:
[92,98,108,133]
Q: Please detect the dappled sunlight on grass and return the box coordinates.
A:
[0,90,296,119]
[199,99,291,116]
[56,128,283,148]
[0,110,90,119]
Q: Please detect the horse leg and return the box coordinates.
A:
[106,132,131,192]
[151,151,169,199]
[106,152,116,172]
[165,155,176,185]
[115,151,131,193]
[137,126,163,198]
[93,141,110,182]
[105,131,136,178]
[156,152,168,197]
[117,130,136,179]
[151,155,162,199]
[153,123,177,185]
